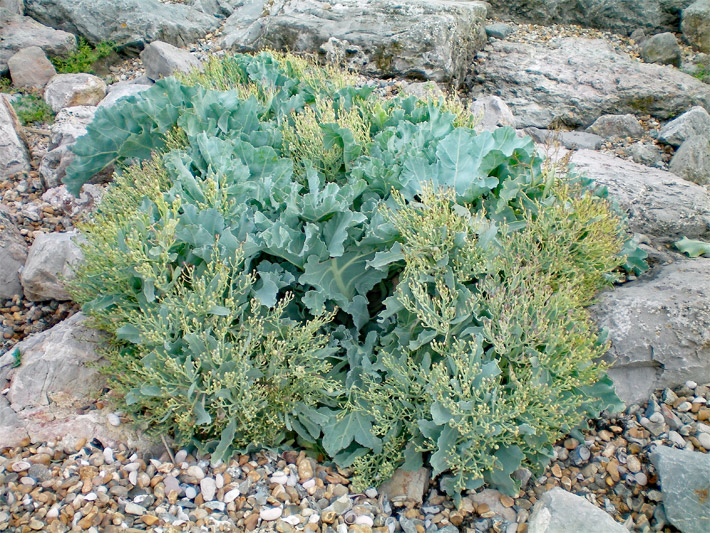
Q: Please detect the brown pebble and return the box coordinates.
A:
[551,464,562,478]
[75,438,87,451]
[606,459,620,482]
[564,438,579,450]
[449,512,463,526]
[500,494,515,507]
[244,513,259,531]
[141,515,160,526]
[477,503,490,514]
[698,408,710,422]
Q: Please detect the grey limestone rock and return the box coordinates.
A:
[528,487,628,533]
[627,141,665,167]
[524,128,603,150]
[20,230,84,301]
[0,0,23,14]
[24,0,219,49]
[0,211,27,300]
[485,0,693,35]
[98,82,152,109]
[587,113,644,139]
[659,106,710,146]
[43,73,106,113]
[485,22,515,40]
[640,32,682,67]
[39,105,97,188]
[592,258,710,406]
[472,37,710,128]
[220,0,488,83]
[569,149,710,244]
[0,94,31,179]
[682,0,710,53]
[470,95,516,133]
[650,445,710,533]
[0,8,76,74]
[8,46,57,89]
[669,134,710,184]
[140,40,203,81]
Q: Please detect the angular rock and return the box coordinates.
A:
[20,230,84,301]
[569,149,710,244]
[221,0,488,83]
[470,95,516,133]
[670,135,710,185]
[472,37,710,128]
[0,94,31,179]
[0,8,76,74]
[650,445,710,533]
[592,258,710,406]
[485,0,693,35]
[41,184,103,218]
[8,46,57,89]
[0,211,27,299]
[379,467,430,504]
[659,106,710,146]
[98,81,152,109]
[485,22,514,40]
[470,489,516,522]
[24,0,220,49]
[525,127,603,150]
[140,40,202,81]
[0,313,158,450]
[43,73,106,113]
[640,32,682,67]
[626,141,664,167]
[682,0,710,53]
[39,105,96,188]
[587,113,644,139]
[528,487,628,533]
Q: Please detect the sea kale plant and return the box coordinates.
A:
[66,51,628,501]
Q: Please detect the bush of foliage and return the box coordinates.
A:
[66,52,629,500]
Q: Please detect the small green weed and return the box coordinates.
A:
[11,94,55,125]
[51,37,116,74]
[11,348,21,368]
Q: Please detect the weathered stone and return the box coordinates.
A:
[650,445,710,533]
[525,127,604,150]
[640,32,682,67]
[41,184,103,218]
[528,487,628,533]
[379,467,430,504]
[470,95,516,133]
[8,46,57,89]
[0,95,31,179]
[0,210,27,299]
[470,489,516,522]
[98,82,152,109]
[593,258,710,406]
[472,37,710,128]
[140,40,203,81]
[0,0,23,14]
[586,113,644,139]
[39,105,96,188]
[682,0,710,53]
[569,149,710,245]
[221,0,488,83]
[626,141,664,167]
[485,0,693,35]
[24,0,219,49]
[44,73,106,113]
[0,8,76,74]
[399,81,445,100]
[20,230,84,301]
[669,135,710,185]
[660,106,710,146]
[485,22,514,40]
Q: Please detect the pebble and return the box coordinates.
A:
[261,506,283,521]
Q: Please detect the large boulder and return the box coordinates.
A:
[569,149,710,245]
[220,0,488,83]
[0,211,27,300]
[0,313,155,450]
[650,445,710,533]
[7,46,57,90]
[528,488,628,533]
[639,31,682,67]
[484,0,693,35]
[0,8,76,75]
[140,40,203,81]
[669,134,710,185]
[682,0,710,53]
[659,106,710,146]
[592,258,710,406]
[472,37,710,128]
[0,94,31,179]
[39,105,96,188]
[43,73,106,113]
[586,113,644,139]
[98,81,152,109]
[24,0,220,49]
[20,230,84,301]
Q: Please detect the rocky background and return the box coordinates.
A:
[1,1,710,532]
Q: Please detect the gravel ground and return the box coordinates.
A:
[1,17,706,533]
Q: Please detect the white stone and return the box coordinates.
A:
[184,486,197,499]
[44,73,106,113]
[103,447,114,464]
[185,464,204,481]
[355,515,375,527]
[20,230,84,301]
[174,449,188,463]
[107,413,121,426]
[124,502,146,516]
[0,94,31,178]
[200,477,216,501]
[697,431,710,450]
[223,487,240,503]
[260,506,283,521]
